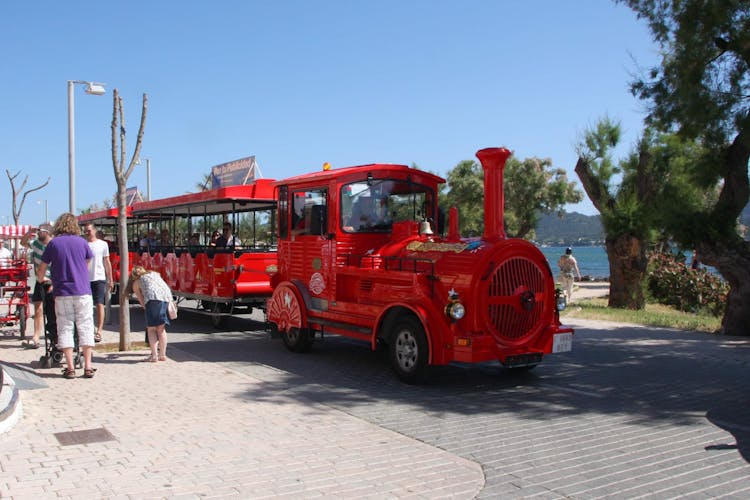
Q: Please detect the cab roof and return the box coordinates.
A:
[274,164,445,188]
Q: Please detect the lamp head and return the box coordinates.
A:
[85,83,106,95]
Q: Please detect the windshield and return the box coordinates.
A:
[340,179,435,233]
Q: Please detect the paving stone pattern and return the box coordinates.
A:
[2,309,749,499]
[173,316,750,499]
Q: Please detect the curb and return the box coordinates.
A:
[0,367,23,434]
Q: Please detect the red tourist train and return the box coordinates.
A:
[78,147,572,382]
[267,147,573,382]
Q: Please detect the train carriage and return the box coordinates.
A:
[129,180,277,327]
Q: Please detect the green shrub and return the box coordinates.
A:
[647,251,728,316]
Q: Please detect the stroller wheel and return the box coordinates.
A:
[52,350,64,364]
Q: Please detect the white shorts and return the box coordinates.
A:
[55,295,95,349]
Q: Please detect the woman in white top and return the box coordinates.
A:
[128,266,173,362]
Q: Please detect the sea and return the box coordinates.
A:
[539,245,609,280]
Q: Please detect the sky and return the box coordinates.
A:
[0,0,660,226]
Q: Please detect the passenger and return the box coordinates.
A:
[139,229,158,250]
[215,222,241,248]
[159,229,172,246]
[83,223,114,343]
[127,266,172,362]
[21,223,54,349]
[209,230,221,247]
[37,213,96,379]
[188,233,201,247]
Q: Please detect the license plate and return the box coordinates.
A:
[553,333,573,353]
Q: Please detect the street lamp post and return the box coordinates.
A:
[67,80,106,214]
[136,157,151,201]
[37,200,48,223]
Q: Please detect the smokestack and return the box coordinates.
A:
[476,147,511,241]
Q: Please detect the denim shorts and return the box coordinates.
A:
[145,300,170,327]
[91,280,108,305]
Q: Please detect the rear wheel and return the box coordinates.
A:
[388,316,429,384]
[210,302,228,329]
[282,327,314,353]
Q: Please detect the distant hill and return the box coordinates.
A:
[534,211,604,246]
[535,201,750,244]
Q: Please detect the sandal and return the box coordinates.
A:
[23,340,40,349]
[83,369,95,379]
[62,368,76,379]
[94,332,102,343]
[145,355,158,363]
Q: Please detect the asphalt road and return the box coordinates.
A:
[166,310,750,498]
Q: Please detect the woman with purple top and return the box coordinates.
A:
[36,213,96,379]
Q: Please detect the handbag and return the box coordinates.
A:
[167,300,178,320]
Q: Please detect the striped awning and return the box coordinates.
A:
[0,225,31,238]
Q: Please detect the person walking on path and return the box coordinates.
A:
[127,266,172,362]
[84,223,114,343]
[36,213,96,379]
[557,247,582,304]
[20,223,54,348]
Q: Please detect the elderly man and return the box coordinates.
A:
[21,224,54,348]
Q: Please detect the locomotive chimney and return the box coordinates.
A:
[476,147,511,241]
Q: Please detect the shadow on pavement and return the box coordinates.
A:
[165,314,750,467]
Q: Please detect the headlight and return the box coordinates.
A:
[446,301,465,320]
[556,293,567,311]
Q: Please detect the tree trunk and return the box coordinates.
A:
[606,233,648,309]
[699,239,750,335]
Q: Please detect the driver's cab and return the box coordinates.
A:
[273,165,443,310]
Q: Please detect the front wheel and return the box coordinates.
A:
[388,316,429,384]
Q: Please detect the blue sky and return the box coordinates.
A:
[1,0,659,226]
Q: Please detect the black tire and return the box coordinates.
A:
[388,316,429,384]
[210,303,228,329]
[282,327,314,353]
[17,305,27,339]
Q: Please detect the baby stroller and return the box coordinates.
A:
[38,285,82,369]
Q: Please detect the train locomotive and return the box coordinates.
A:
[267,147,573,383]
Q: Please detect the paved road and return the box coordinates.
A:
[2,306,749,498]
[169,311,750,498]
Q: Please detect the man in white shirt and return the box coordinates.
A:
[215,222,241,248]
[0,237,12,266]
[84,223,113,342]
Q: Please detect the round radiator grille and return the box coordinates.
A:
[485,256,547,342]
